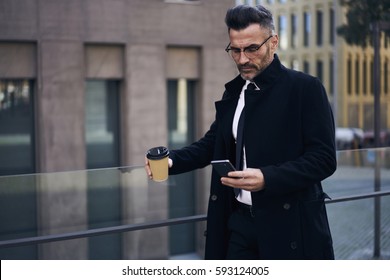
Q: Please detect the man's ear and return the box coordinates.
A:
[270,34,279,51]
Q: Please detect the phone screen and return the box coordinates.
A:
[211,160,236,177]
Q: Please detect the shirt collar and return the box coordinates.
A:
[245,80,260,90]
[224,54,283,97]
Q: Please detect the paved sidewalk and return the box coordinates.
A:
[326,196,390,259]
[324,166,390,260]
[171,165,390,260]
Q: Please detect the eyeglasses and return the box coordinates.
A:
[225,35,273,60]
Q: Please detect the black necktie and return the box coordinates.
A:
[234,82,257,197]
[246,82,257,91]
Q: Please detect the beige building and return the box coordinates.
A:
[242,0,390,133]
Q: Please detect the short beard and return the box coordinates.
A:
[238,64,261,80]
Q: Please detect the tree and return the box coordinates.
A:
[337,0,390,48]
[336,0,390,259]
[337,0,390,146]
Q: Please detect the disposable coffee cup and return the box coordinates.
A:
[146,146,169,182]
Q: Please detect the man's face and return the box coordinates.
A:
[228,24,278,80]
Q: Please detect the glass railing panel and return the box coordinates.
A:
[326,197,390,259]
[0,165,208,235]
[0,173,38,259]
[0,166,207,259]
[0,148,389,259]
[324,148,390,259]
[325,148,390,196]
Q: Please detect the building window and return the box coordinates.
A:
[166,46,200,256]
[168,79,196,146]
[363,59,367,95]
[347,58,352,95]
[291,59,299,70]
[85,80,120,169]
[0,79,35,175]
[329,8,335,45]
[370,60,374,95]
[290,14,298,48]
[385,60,389,95]
[167,78,197,256]
[278,15,288,50]
[304,12,311,47]
[329,57,334,95]
[316,60,323,83]
[316,10,323,46]
[85,80,121,259]
[304,60,310,74]
[355,58,360,95]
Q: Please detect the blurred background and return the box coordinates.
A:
[0,0,389,260]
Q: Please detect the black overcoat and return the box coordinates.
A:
[169,55,337,259]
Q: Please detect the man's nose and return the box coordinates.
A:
[237,51,250,64]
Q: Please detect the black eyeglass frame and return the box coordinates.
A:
[225,35,273,59]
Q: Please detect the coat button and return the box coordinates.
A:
[211,195,217,201]
[283,203,291,210]
[290,241,297,250]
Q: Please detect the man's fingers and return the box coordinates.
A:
[144,156,152,178]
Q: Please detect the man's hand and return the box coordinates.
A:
[144,156,173,180]
[220,168,265,192]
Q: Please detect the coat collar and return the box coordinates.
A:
[224,54,283,97]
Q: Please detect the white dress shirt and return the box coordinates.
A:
[232,80,259,205]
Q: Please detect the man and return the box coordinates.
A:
[145,5,336,259]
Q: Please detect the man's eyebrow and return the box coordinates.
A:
[230,43,260,49]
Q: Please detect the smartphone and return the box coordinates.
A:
[211,160,236,177]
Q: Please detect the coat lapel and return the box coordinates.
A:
[215,97,238,149]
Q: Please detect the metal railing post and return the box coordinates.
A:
[374,151,381,258]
